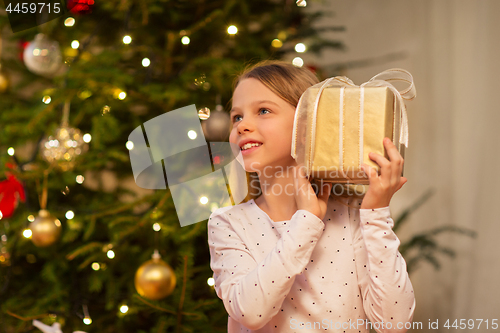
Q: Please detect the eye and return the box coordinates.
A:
[259,108,271,115]
[232,114,242,123]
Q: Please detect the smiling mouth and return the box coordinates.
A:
[241,142,263,151]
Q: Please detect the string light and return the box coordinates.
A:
[125,141,134,150]
[123,35,132,44]
[118,91,126,100]
[76,175,84,184]
[91,262,100,271]
[107,250,115,259]
[187,130,197,140]
[65,210,74,219]
[42,96,51,104]
[292,57,304,67]
[200,196,208,205]
[83,133,92,143]
[207,277,215,286]
[83,305,92,325]
[181,36,190,45]
[142,58,150,67]
[27,215,35,222]
[295,43,306,53]
[152,223,161,231]
[119,305,129,314]
[271,39,283,48]
[7,147,15,156]
[64,17,75,27]
[71,40,80,49]
[227,25,238,35]
[23,229,32,238]
[296,0,307,7]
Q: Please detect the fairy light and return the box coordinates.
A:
[119,305,129,314]
[142,58,150,67]
[295,43,306,53]
[227,25,238,35]
[292,57,304,67]
[83,133,92,143]
[23,229,32,238]
[71,40,80,49]
[76,175,84,184]
[64,17,75,27]
[118,91,126,100]
[27,215,35,222]
[181,36,190,45]
[271,39,283,48]
[7,147,15,156]
[200,196,208,205]
[125,141,134,150]
[207,277,215,286]
[123,35,132,44]
[152,223,161,231]
[91,262,100,271]
[187,130,197,140]
[83,305,92,325]
[42,96,51,104]
[65,210,74,219]
[107,250,115,259]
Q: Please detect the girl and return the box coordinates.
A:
[208,60,415,333]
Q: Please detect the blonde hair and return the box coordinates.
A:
[228,59,320,203]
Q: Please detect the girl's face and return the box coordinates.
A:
[229,78,297,173]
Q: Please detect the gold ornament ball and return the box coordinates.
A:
[0,69,10,93]
[30,210,62,247]
[135,254,176,300]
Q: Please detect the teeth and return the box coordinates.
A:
[242,142,262,150]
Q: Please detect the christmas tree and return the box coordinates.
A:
[0,1,344,332]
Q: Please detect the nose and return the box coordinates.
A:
[236,116,254,134]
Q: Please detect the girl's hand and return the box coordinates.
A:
[360,137,407,210]
[293,165,332,220]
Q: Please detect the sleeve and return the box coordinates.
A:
[353,206,416,333]
[207,208,325,330]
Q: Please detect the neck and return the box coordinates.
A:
[254,163,299,222]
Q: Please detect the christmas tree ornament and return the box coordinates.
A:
[0,37,9,94]
[0,67,10,93]
[0,163,26,219]
[134,250,176,300]
[67,0,95,15]
[201,95,230,142]
[40,101,89,171]
[30,209,61,247]
[23,34,62,77]
[198,107,210,120]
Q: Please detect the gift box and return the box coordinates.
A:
[291,69,416,196]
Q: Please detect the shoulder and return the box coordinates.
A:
[208,199,255,224]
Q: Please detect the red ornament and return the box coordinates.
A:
[18,40,29,61]
[0,163,26,219]
[67,0,95,15]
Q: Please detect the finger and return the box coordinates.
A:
[395,177,407,192]
[361,163,377,182]
[368,152,391,179]
[383,137,402,163]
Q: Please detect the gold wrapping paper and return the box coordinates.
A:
[307,86,399,183]
[292,69,415,197]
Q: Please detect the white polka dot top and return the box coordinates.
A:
[207,195,415,333]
